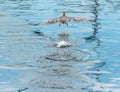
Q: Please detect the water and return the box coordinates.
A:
[0,0,120,92]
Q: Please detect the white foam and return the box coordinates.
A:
[57,40,70,48]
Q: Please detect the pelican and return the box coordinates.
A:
[33,11,93,26]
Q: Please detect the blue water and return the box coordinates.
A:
[0,0,120,92]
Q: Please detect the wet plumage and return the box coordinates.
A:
[33,11,93,26]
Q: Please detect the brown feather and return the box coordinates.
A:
[68,17,91,22]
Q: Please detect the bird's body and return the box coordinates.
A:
[34,11,93,26]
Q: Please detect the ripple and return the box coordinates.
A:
[29,77,75,90]
[0,83,18,92]
[45,48,94,62]
[46,54,76,61]
[0,63,35,70]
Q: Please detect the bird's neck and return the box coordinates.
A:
[63,12,66,16]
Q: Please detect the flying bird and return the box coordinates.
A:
[32,11,93,26]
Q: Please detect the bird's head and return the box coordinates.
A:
[63,11,66,16]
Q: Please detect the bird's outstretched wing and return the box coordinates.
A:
[34,18,59,26]
[68,17,93,22]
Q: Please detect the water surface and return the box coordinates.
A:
[0,0,120,92]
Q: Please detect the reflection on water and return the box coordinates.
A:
[85,0,101,46]
[0,0,120,92]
